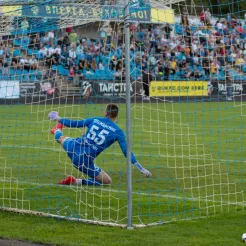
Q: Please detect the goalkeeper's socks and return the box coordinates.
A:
[54,130,63,142]
[76,178,102,186]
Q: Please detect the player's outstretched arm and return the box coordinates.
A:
[133,162,152,178]
[48,111,92,128]
[117,133,152,178]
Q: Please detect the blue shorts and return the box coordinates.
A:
[63,138,101,178]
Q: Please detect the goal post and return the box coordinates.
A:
[0,0,245,228]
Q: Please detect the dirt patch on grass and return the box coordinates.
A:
[0,238,53,246]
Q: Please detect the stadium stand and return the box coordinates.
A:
[0,13,245,95]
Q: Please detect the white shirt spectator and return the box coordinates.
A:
[205,9,211,21]
[95,43,101,51]
[20,58,28,64]
[38,47,47,56]
[192,42,198,52]
[48,31,54,39]
[76,45,83,55]
[98,62,104,70]
[21,19,29,30]
[193,56,199,64]
[150,33,155,42]
[43,36,49,44]
[29,57,38,65]
[69,49,76,59]
[106,26,113,37]
[170,41,177,50]
[48,47,55,55]
[54,46,61,54]
[217,22,223,30]
[153,27,161,36]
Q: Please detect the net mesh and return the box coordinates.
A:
[0,0,245,226]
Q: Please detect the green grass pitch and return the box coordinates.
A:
[0,101,246,245]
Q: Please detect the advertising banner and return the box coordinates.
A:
[210,81,246,96]
[21,4,151,22]
[150,81,208,97]
[0,81,20,99]
[83,80,142,98]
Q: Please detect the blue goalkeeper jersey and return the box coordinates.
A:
[59,117,138,164]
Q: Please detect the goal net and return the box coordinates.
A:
[0,0,245,227]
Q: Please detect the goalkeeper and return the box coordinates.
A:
[48,104,151,186]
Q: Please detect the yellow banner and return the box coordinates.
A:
[151,8,175,24]
[150,81,208,97]
[0,6,22,16]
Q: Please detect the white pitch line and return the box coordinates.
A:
[0,178,245,206]
[1,144,245,163]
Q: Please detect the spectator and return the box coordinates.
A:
[76,43,84,56]
[142,69,152,100]
[45,50,53,67]
[60,46,69,64]
[51,50,61,65]
[63,34,70,47]
[38,46,48,58]
[205,8,211,25]
[44,69,56,81]
[106,24,113,45]
[226,70,233,101]
[194,70,201,80]
[29,55,38,70]
[68,47,76,66]
[164,23,172,39]
[48,31,55,45]
[21,18,29,32]
[91,58,97,71]
[185,68,193,79]
[114,68,122,80]
[99,25,107,46]
[200,10,206,24]
[69,30,78,44]
[19,56,30,70]
[43,33,49,45]
[68,66,75,79]
[54,45,61,55]
[98,61,105,70]
[2,62,9,75]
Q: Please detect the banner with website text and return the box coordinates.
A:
[1,4,174,24]
[150,81,208,97]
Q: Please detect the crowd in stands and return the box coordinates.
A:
[0,10,245,86]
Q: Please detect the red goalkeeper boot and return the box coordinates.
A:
[51,123,65,134]
[58,176,76,185]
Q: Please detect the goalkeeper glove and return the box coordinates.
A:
[48,111,61,121]
[134,163,152,178]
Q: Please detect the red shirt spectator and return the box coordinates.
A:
[237,26,243,33]
[66,26,72,33]
[220,47,226,56]
[200,11,205,23]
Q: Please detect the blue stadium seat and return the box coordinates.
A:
[35,70,42,79]
[27,49,34,56]
[52,65,57,71]
[36,53,44,59]
[13,49,21,57]
[13,39,21,46]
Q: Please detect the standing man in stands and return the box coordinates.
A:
[226,70,233,101]
[142,69,152,101]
